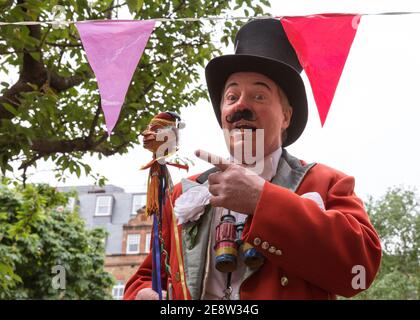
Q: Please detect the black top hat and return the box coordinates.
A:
[205,18,308,147]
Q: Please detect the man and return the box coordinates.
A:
[124,18,381,300]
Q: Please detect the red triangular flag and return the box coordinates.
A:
[76,20,156,135]
[280,14,361,126]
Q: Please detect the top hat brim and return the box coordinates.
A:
[205,54,308,147]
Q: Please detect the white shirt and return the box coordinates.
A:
[202,147,283,300]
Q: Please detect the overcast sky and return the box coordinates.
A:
[8,0,420,200]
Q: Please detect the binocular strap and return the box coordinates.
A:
[221,272,233,300]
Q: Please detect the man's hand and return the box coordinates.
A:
[135,288,167,300]
[195,149,265,215]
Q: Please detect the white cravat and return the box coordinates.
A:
[202,147,283,300]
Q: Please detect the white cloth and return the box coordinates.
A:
[301,192,326,211]
[174,185,212,225]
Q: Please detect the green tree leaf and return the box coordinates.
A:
[0,180,114,299]
[343,186,420,300]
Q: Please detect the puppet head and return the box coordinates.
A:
[141,112,185,156]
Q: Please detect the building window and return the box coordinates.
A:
[112,281,125,300]
[95,196,113,216]
[131,194,146,215]
[145,233,151,253]
[126,234,140,254]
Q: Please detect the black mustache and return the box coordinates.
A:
[225,109,256,123]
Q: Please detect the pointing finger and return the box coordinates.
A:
[195,149,231,171]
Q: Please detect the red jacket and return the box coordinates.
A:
[124,155,381,300]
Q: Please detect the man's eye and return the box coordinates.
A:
[255,94,265,101]
[226,94,238,103]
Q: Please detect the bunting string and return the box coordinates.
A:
[2,11,419,131]
[1,11,420,26]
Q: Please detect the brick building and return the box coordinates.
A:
[58,184,152,299]
[106,209,152,299]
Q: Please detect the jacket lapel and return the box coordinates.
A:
[272,148,316,193]
[180,179,213,300]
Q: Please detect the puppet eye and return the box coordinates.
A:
[156,127,173,135]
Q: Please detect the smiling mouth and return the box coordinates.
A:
[233,123,258,132]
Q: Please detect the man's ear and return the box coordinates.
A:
[283,105,293,129]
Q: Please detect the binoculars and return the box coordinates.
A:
[214,213,265,273]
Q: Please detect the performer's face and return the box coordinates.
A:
[220,72,292,161]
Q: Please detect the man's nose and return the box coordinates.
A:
[234,94,250,110]
[229,94,254,115]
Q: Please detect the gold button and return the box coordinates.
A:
[261,241,269,250]
[268,246,276,253]
[281,276,288,286]
[253,237,262,246]
[174,272,180,282]
[275,249,282,256]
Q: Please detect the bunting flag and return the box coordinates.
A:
[4,12,420,130]
[73,15,360,132]
[75,20,156,135]
[280,14,361,126]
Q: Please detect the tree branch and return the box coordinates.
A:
[0,69,91,119]
[30,137,90,155]
[0,2,46,119]
[45,41,82,48]
[18,154,44,171]
[0,79,46,119]
[38,25,52,50]
[169,0,187,17]
[88,105,102,140]
[0,48,39,55]
[49,71,90,91]
[101,1,126,15]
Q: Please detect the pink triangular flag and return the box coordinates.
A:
[76,20,156,134]
[280,14,361,126]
